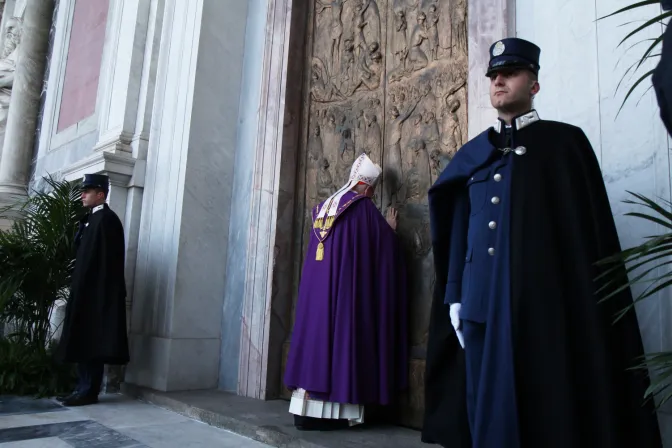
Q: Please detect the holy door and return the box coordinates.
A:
[284,0,468,428]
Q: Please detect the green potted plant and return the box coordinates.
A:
[0,177,85,396]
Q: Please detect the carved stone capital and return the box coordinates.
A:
[61,149,140,188]
[93,130,135,154]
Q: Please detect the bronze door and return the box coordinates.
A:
[285,0,468,428]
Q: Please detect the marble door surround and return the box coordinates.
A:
[113,0,517,402]
[225,0,517,401]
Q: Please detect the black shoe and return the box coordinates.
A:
[293,415,349,431]
[56,391,78,403]
[62,394,99,407]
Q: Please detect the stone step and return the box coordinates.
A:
[121,384,428,448]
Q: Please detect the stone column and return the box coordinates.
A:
[0,0,55,200]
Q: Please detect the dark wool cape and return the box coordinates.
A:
[58,204,129,365]
[653,2,672,136]
[422,119,661,447]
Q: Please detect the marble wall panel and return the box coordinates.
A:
[218,0,262,394]
[128,0,249,391]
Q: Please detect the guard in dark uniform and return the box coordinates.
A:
[422,38,661,447]
[57,174,129,406]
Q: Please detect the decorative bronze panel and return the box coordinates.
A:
[287,0,468,428]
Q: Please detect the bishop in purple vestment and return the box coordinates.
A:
[284,153,408,431]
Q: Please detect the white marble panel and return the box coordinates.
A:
[165,338,220,390]
[515,0,602,154]
[170,0,248,341]
[128,0,249,391]
[125,334,171,391]
[219,0,266,392]
[595,0,670,354]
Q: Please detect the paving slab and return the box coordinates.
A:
[121,384,427,448]
[0,397,65,417]
[0,394,268,448]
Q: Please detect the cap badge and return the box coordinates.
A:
[492,41,505,57]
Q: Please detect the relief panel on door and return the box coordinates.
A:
[287,0,468,428]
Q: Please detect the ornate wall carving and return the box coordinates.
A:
[288,0,468,427]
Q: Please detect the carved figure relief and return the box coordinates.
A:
[426,5,439,61]
[0,16,21,156]
[317,0,347,72]
[440,97,463,156]
[307,126,325,202]
[452,0,467,55]
[294,1,468,421]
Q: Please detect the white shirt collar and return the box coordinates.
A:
[92,204,105,214]
[493,110,540,133]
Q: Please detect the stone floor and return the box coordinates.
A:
[0,395,271,447]
[122,384,427,448]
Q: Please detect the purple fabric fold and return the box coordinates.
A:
[284,191,408,406]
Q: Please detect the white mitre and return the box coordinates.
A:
[315,153,382,226]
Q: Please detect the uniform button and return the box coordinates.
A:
[491,196,500,204]
[489,221,497,229]
[488,247,495,256]
[515,146,527,156]
[494,173,502,182]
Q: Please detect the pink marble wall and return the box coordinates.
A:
[57,0,109,132]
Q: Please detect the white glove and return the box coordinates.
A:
[449,303,465,349]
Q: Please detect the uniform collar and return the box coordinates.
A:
[493,110,540,133]
[92,204,105,214]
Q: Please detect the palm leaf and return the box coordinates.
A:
[597,0,660,21]
[634,35,664,72]
[596,191,672,310]
[616,69,655,114]
[628,353,672,406]
[0,176,84,347]
[616,11,672,48]
[598,2,668,112]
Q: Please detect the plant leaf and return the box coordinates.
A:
[597,0,660,21]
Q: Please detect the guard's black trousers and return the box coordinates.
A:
[76,361,104,397]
